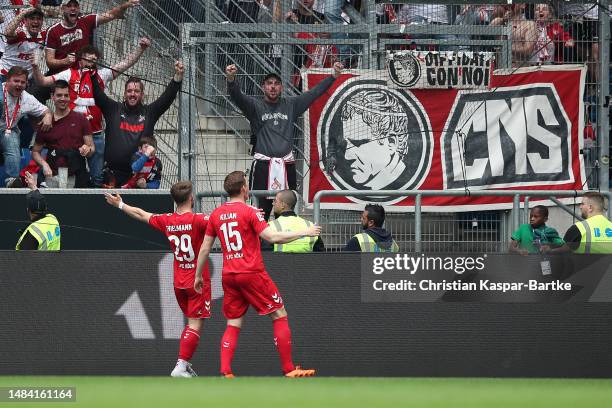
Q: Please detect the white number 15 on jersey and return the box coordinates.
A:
[220,221,243,251]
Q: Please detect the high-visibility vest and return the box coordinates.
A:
[269,216,315,253]
[574,214,612,254]
[16,214,61,251]
[354,232,399,252]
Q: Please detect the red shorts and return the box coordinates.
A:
[174,283,211,319]
[222,271,284,319]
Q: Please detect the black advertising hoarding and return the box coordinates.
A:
[0,191,173,250]
[1,252,612,377]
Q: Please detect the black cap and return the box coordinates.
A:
[262,73,282,84]
[26,190,47,214]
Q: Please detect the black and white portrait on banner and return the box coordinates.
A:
[318,78,433,203]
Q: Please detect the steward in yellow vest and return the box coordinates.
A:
[344,204,399,252]
[16,186,61,251]
[268,190,324,252]
[561,192,612,254]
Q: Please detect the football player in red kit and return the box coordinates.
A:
[105,181,210,377]
[194,171,320,378]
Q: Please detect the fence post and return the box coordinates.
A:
[415,194,422,253]
[179,25,197,181]
[513,194,520,232]
[204,0,215,115]
[598,0,610,193]
[364,0,377,69]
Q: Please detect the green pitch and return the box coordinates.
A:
[0,377,611,408]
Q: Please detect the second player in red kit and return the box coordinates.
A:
[195,171,320,378]
[105,181,210,378]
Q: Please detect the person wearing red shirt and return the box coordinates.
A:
[32,38,150,186]
[194,170,320,378]
[45,0,140,75]
[1,7,46,79]
[31,79,93,188]
[104,181,211,378]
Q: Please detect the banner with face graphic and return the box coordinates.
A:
[303,65,587,211]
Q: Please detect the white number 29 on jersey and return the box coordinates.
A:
[168,234,195,262]
[220,221,243,251]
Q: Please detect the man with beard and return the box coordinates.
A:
[91,61,184,187]
[546,193,612,254]
[32,39,150,186]
[45,0,140,75]
[31,0,139,104]
[226,62,343,220]
[344,204,399,252]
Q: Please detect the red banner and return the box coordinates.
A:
[303,65,587,211]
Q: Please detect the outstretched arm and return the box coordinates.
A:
[98,0,140,25]
[91,72,118,113]
[226,64,258,119]
[104,192,153,223]
[4,6,30,39]
[194,235,215,293]
[259,224,321,244]
[147,61,183,122]
[110,37,150,78]
[31,57,56,87]
[292,62,343,115]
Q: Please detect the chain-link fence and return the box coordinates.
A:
[29,1,609,251]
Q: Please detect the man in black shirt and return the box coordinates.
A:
[92,61,184,187]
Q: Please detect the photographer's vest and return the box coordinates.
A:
[354,232,399,253]
[16,214,61,251]
[574,214,612,254]
[269,216,315,252]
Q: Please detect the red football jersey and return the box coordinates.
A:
[206,201,269,274]
[149,211,210,289]
[45,14,97,73]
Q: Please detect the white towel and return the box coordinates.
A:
[268,158,287,193]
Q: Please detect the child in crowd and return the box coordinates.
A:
[121,136,162,189]
[509,205,564,255]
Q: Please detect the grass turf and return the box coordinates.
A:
[0,377,611,408]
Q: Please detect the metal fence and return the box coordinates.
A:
[172,0,610,252]
[27,1,610,251]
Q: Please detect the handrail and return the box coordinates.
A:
[312,190,611,252]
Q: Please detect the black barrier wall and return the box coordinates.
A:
[1,192,173,250]
[1,251,612,377]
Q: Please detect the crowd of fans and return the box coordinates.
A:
[0,1,607,190]
[0,0,180,189]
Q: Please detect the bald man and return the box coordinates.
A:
[266,190,325,252]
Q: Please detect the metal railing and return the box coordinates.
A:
[312,189,611,251]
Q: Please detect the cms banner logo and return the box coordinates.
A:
[442,85,573,189]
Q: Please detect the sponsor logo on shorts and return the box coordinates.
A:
[271,292,282,304]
